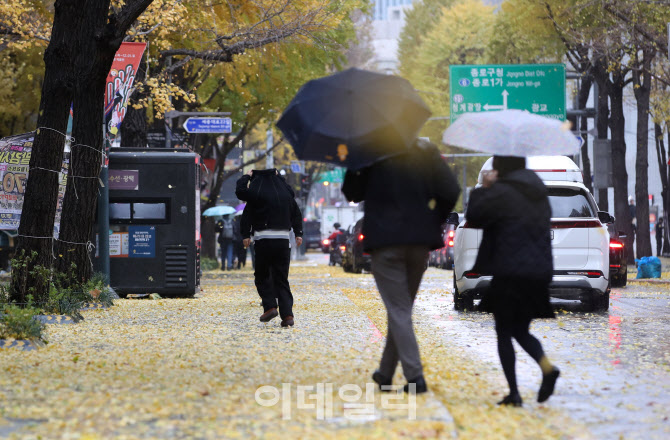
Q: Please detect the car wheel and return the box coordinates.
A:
[453,271,473,311]
[588,287,610,312]
[611,272,627,288]
[353,256,363,274]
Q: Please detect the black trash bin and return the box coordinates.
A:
[95,149,201,297]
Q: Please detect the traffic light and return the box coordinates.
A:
[300,175,311,198]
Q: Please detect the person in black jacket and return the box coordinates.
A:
[466,155,560,407]
[236,169,303,327]
[342,139,460,394]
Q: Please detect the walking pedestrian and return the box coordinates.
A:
[236,169,303,327]
[656,217,664,257]
[342,139,460,394]
[217,214,235,271]
[466,155,560,407]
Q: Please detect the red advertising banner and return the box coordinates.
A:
[104,42,147,135]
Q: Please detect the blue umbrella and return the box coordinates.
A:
[203,205,236,217]
[276,68,431,170]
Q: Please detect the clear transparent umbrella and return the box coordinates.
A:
[202,205,236,217]
[442,110,580,157]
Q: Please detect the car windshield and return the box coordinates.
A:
[548,187,596,218]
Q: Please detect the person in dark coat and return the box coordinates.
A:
[216,215,235,270]
[343,139,460,394]
[466,155,560,407]
[656,217,664,256]
[232,214,246,269]
[236,169,303,327]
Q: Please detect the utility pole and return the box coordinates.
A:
[266,128,274,169]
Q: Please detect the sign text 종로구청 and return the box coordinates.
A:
[449,64,566,122]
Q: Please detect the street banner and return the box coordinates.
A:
[449,64,566,122]
[104,42,147,135]
[0,132,68,232]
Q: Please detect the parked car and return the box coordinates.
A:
[342,218,371,273]
[303,220,322,250]
[429,222,459,269]
[608,224,628,287]
[452,156,612,312]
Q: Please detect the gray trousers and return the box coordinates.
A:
[371,245,429,380]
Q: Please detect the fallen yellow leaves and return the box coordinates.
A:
[0,264,592,439]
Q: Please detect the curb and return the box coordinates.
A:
[628,278,670,285]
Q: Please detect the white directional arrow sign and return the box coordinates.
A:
[483,90,509,111]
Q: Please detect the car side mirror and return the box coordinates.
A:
[598,211,614,224]
[446,212,460,225]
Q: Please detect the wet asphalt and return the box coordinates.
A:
[304,252,670,439]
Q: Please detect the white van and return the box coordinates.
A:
[451,156,612,311]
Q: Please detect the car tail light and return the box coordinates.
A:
[323,239,330,245]
[551,220,602,228]
[609,241,624,249]
[464,271,481,278]
[565,270,604,278]
[340,245,346,251]
[448,240,454,247]
[610,264,621,268]
[448,230,455,238]
[358,234,364,241]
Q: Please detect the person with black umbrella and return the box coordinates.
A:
[466,156,560,407]
[342,139,460,393]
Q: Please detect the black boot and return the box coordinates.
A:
[372,370,392,392]
[498,393,523,407]
[538,367,560,403]
[403,375,428,394]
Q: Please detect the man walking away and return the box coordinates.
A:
[342,139,460,394]
[217,215,235,271]
[236,169,303,327]
[466,156,560,407]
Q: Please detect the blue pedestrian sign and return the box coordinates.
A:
[290,161,302,173]
[183,117,232,133]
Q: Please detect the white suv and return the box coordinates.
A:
[451,156,612,311]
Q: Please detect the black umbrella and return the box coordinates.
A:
[276,68,431,170]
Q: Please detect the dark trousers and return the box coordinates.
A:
[234,241,247,268]
[495,317,545,396]
[371,245,429,380]
[254,239,293,318]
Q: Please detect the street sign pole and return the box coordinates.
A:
[97,123,110,284]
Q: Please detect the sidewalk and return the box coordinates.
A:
[1,266,454,439]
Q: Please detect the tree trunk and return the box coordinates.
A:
[54,0,121,281]
[632,53,653,259]
[54,0,154,282]
[596,79,609,212]
[119,104,147,148]
[609,74,635,264]
[654,123,669,255]
[10,0,77,304]
[120,59,148,148]
[578,75,594,193]
[201,216,217,259]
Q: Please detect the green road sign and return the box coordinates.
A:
[449,64,566,122]
[317,168,345,184]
